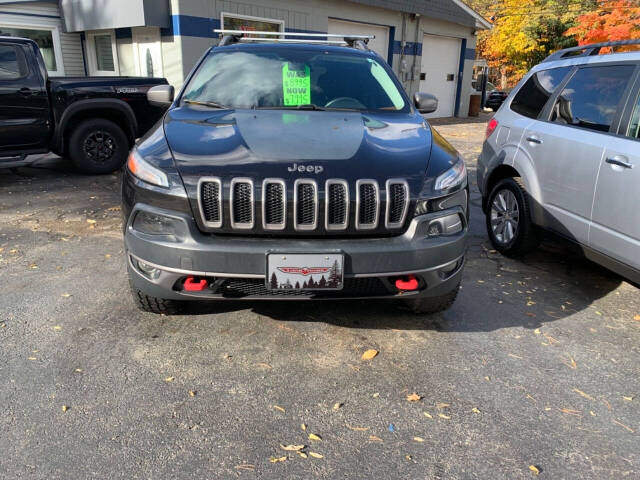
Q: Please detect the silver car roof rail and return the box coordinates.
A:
[542,39,640,63]
[214,29,373,51]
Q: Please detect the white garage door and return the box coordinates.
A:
[328,19,390,64]
[419,34,462,118]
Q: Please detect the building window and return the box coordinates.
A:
[220,12,284,35]
[86,30,119,76]
[0,25,63,75]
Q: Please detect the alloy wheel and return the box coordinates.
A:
[490,189,520,244]
[83,130,116,163]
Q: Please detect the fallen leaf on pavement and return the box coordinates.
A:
[534,328,541,335]
[372,392,380,398]
[301,423,306,431]
[559,408,581,416]
[471,407,481,414]
[62,405,69,412]
[53,325,62,331]
[280,444,305,451]
[86,219,96,224]
[413,436,425,442]
[254,363,272,369]
[438,414,451,419]
[273,405,285,413]
[188,390,196,397]
[345,423,369,431]
[563,355,577,369]
[27,357,37,361]
[613,419,634,433]
[508,353,523,359]
[234,464,255,471]
[634,315,640,321]
[407,393,422,402]
[309,452,323,459]
[423,412,433,419]
[623,396,633,401]
[573,388,594,401]
[308,433,322,441]
[368,435,383,442]
[436,402,450,409]
[164,376,175,382]
[333,402,342,410]
[529,465,540,475]
[269,456,287,463]
[361,349,379,360]
[296,451,308,458]
[61,293,72,298]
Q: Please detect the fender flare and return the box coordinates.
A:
[509,147,544,226]
[53,99,138,153]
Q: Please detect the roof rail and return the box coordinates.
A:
[542,39,640,63]
[213,29,373,50]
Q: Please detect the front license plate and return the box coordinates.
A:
[266,253,344,291]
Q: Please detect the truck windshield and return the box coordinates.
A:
[181,48,407,112]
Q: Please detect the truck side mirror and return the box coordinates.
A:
[147,85,174,107]
[414,92,438,114]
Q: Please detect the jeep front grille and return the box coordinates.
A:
[198,177,409,234]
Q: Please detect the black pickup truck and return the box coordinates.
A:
[0,37,168,173]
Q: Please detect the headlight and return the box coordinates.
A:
[434,157,467,192]
[127,148,169,188]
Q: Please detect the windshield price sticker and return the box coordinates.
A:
[282,63,311,106]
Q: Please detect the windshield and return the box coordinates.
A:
[181,47,408,112]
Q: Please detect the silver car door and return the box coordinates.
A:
[523,64,635,246]
[590,89,640,270]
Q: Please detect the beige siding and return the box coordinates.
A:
[0,1,85,76]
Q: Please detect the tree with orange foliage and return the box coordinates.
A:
[565,0,640,44]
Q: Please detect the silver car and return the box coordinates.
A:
[477,40,640,284]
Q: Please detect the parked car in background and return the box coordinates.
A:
[0,37,168,173]
[477,40,640,285]
[123,31,469,314]
[485,90,508,111]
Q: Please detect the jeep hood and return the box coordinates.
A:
[164,106,432,191]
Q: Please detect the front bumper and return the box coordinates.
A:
[125,203,468,301]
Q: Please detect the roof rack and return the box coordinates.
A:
[543,39,640,63]
[213,29,373,50]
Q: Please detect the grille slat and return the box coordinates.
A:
[220,277,390,298]
[263,179,286,229]
[199,178,222,228]
[386,180,409,228]
[295,180,317,230]
[357,180,379,229]
[230,179,254,229]
[326,180,348,230]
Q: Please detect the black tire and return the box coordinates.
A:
[485,177,541,257]
[68,118,129,174]
[129,280,182,315]
[404,283,460,314]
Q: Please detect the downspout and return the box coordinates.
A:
[410,14,421,95]
[400,12,407,88]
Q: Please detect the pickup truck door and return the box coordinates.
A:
[0,42,50,155]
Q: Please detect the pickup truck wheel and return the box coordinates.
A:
[68,118,129,174]
[486,177,541,257]
[404,284,460,314]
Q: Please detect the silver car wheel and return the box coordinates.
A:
[490,189,520,244]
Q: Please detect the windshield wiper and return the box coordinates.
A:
[183,99,230,109]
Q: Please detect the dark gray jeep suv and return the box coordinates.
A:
[122,31,469,314]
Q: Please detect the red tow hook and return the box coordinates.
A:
[395,274,419,291]
[184,276,208,292]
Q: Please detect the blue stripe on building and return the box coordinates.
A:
[392,40,422,56]
[464,48,476,60]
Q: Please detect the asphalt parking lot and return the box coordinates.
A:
[1,116,639,479]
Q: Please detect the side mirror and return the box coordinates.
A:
[147,84,174,107]
[414,92,438,114]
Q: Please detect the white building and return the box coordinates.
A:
[0,0,490,117]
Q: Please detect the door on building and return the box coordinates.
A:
[419,34,461,118]
[133,27,163,78]
[328,19,390,64]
